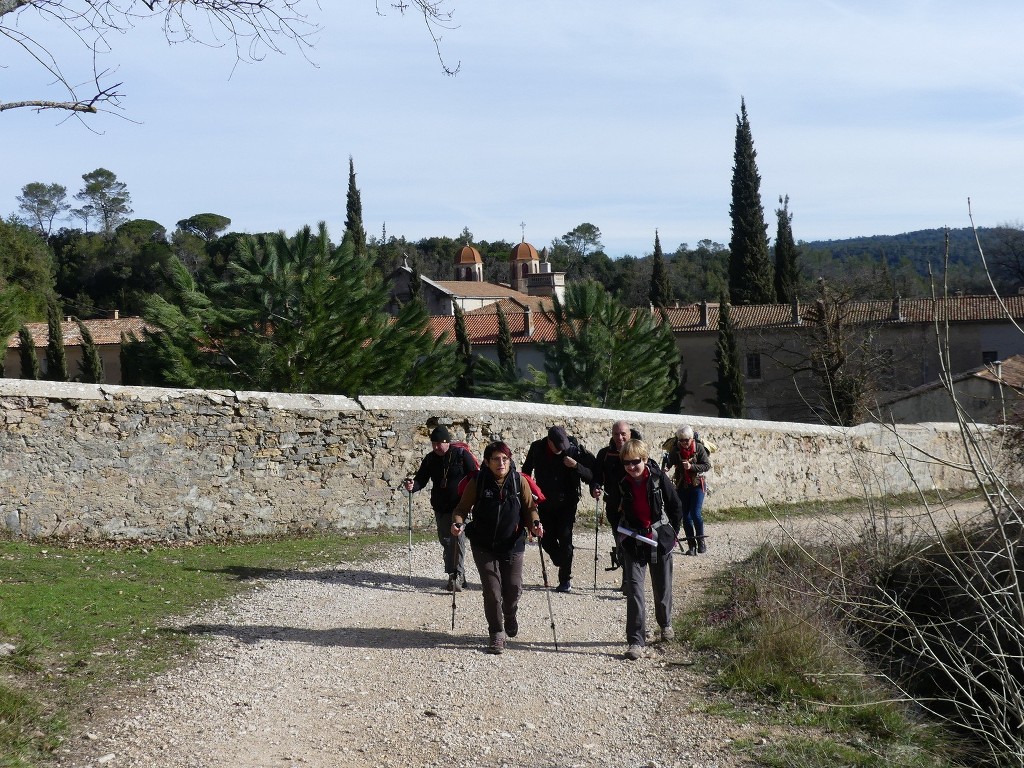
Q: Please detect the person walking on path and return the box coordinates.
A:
[403,426,477,591]
[451,441,542,654]
[522,425,595,593]
[616,438,683,660]
[664,425,712,555]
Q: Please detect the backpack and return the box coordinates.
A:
[450,441,480,470]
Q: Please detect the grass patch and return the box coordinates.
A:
[0,531,425,767]
[677,542,966,768]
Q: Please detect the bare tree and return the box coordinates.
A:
[1,1,458,116]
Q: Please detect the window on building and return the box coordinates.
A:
[982,350,998,365]
[746,352,762,380]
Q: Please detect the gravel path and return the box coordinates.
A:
[55,519,806,768]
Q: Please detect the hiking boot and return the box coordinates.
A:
[555,579,572,593]
[685,545,697,556]
[661,625,675,642]
[624,644,643,661]
[505,616,519,638]
[460,573,468,589]
[488,635,505,655]
[697,540,706,554]
[446,575,457,592]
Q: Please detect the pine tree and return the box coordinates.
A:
[711,295,744,418]
[18,326,40,380]
[344,156,367,261]
[774,195,800,303]
[453,304,474,396]
[139,222,457,396]
[76,319,104,383]
[728,98,774,305]
[495,303,516,373]
[648,229,670,308]
[45,303,68,381]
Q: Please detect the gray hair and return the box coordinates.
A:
[677,425,694,440]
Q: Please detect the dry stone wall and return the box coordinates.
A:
[0,379,984,542]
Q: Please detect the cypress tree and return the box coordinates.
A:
[495,303,516,373]
[344,156,367,261]
[648,229,671,308]
[18,326,40,380]
[76,319,104,383]
[712,295,744,418]
[453,304,474,396]
[774,195,800,303]
[728,98,774,305]
[45,303,68,381]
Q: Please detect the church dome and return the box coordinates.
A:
[456,245,482,264]
[510,241,539,262]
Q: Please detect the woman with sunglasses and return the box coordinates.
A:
[451,441,542,655]
[616,438,683,660]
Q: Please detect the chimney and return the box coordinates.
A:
[791,297,801,325]
[996,360,1003,381]
[699,300,709,327]
[113,309,120,320]
[890,295,902,322]
[524,305,534,337]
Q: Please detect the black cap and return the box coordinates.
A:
[429,426,451,443]
[547,425,570,452]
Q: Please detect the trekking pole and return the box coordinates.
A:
[592,490,601,592]
[406,482,414,585]
[537,541,560,651]
[451,525,461,631]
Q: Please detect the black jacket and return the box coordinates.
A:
[617,464,683,557]
[455,467,535,554]
[521,436,595,511]
[410,446,477,515]
[592,440,628,528]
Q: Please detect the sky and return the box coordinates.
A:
[3,1,1024,258]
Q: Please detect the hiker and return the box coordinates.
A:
[664,425,712,555]
[403,426,478,591]
[451,441,542,655]
[522,425,595,593]
[616,438,682,660]
[590,420,641,585]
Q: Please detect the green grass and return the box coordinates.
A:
[0,531,426,767]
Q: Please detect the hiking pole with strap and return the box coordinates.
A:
[592,490,601,592]
[451,524,462,631]
[536,540,559,651]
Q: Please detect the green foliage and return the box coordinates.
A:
[711,295,744,418]
[72,168,132,236]
[76,319,104,383]
[17,326,39,380]
[452,304,474,396]
[495,303,516,372]
[344,156,368,261]
[472,358,550,403]
[728,98,774,305]
[648,230,670,308]
[175,213,231,241]
[0,218,55,321]
[45,302,68,382]
[542,280,678,410]
[137,222,458,396]
[774,195,800,303]
[16,182,69,236]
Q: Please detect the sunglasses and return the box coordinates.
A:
[622,459,643,467]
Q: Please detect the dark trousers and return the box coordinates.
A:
[434,509,466,576]
[622,541,673,647]
[538,503,576,584]
[471,546,524,639]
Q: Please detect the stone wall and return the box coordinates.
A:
[0,379,987,542]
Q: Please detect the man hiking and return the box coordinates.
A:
[403,426,477,591]
[522,425,595,593]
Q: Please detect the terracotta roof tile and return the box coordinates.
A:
[6,317,153,349]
